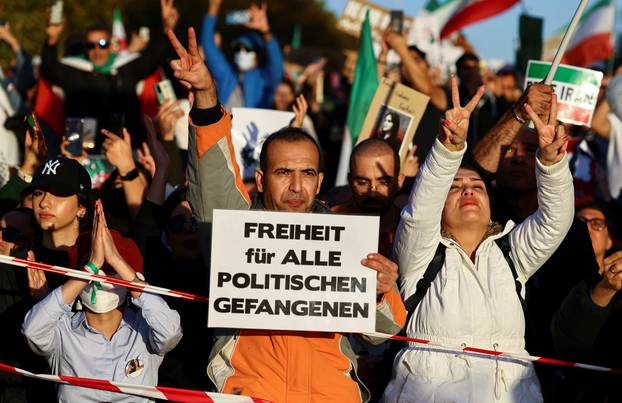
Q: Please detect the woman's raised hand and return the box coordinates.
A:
[439,75,484,151]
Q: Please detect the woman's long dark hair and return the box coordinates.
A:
[381,111,400,139]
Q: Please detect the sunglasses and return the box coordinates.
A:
[577,216,607,232]
[0,226,27,244]
[85,39,110,50]
[167,215,198,234]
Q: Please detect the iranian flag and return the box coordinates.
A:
[335,11,379,186]
[420,0,520,40]
[112,8,128,51]
[543,0,614,67]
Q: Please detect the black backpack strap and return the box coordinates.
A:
[495,233,527,314]
[402,243,447,328]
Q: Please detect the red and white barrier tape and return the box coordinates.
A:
[2,254,621,375]
[0,361,271,403]
[370,332,622,374]
[0,254,208,303]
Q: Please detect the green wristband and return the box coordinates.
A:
[85,261,99,274]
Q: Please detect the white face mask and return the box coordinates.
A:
[80,275,128,313]
[234,49,257,72]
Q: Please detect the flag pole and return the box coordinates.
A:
[544,0,590,84]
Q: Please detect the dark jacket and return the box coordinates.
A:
[130,199,212,391]
[40,36,172,147]
[551,280,622,402]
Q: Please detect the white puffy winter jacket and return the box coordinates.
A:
[382,139,574,403]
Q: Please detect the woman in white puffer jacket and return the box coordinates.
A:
[382,78,574,403]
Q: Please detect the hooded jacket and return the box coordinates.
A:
[200,15,283,109]
[187,105,406,403]
[382,139,574,403]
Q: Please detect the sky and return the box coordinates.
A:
[325,0,620,63]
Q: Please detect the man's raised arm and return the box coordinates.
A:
[167,28,250,261]
[472,83,552,173]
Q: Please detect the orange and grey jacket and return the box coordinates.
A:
[187,105,407,403]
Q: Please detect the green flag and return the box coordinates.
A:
[335,10,379,185]
[292,24,302,50]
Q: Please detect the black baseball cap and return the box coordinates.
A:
[29,157,92,197]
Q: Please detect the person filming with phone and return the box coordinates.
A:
[201,0,284,110]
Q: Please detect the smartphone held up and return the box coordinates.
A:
[50,0,64,25]
[154,79,177,104]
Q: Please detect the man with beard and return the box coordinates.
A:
[330,138,407,400]
[332,139,404,258]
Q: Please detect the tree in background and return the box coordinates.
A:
[0,0,352,65]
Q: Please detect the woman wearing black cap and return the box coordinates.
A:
[28,157,143,293]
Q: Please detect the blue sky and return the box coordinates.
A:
[325,0,619,63]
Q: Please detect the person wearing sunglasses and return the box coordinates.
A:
[40,0,180,148]
[576,202,615,274]
[84,31,112,69]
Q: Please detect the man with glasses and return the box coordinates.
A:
[552,203,621,402]
[576,202,615,273]
[40,0,179,147]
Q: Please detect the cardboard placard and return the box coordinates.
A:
[337,0,414,40]
[525,60,603,126]
[231,108,295,180]
[208,210,379,333]
[356,78,430,162]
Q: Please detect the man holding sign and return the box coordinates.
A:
[167,28,406,403]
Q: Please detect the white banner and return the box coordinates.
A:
[231,108,294,180]
[208,210,379,333]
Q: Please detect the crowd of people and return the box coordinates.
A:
[0,1,621,402]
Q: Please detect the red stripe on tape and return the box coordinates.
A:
[59,375,123,393]
[0,359,272,402]
[463,347,503,356]
[386,334,431,344]
[2,255,209,303]
[157,386,215,402]
[387,333,622,374]
[0,362,20,376]
[169,290,210,303]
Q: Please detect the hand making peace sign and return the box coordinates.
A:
[439,75,485,152]
[167,28,217,109]
[525,94,568,166]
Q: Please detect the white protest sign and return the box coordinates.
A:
[209,209,379,333]
[525,60,603,126]
[230,108,294,180]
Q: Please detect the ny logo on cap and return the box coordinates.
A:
[42,160,61,175]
